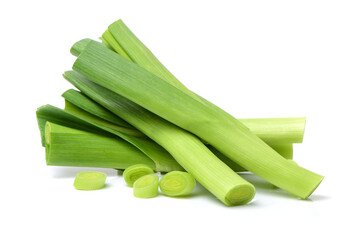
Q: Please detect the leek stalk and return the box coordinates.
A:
[62,89,295,160]
[64,88,305,145]
[45,122,156,169]
[43,119,294,172]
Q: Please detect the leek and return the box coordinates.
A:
[160,171,196,197]
[102,20,306,149]
[64,89,295,160]
[64,70,256,206]
[103,20,251,131]
[71,40,323,199]
[37,104,183,172]
[45,122,156,169]
[44,119,247,172]
[123,164,154,187]
[38,104,248,172]
[73,171,107,190]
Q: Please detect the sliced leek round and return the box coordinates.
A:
[133,174,159,198]
[123,164,154,187]
[73,171,106,190]
[160,171,196,197]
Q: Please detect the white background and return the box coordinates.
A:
[1,0,359,239]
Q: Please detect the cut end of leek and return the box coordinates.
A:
[73,171,107,190]
[225,184,256,206]
[70,38,92,57]
[300,117,307,143]
[123,164,154,187]
[302,175,324,200]
[133,174,159,198]
[159,171,196,197]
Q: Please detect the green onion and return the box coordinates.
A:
[73,171,107,190]
[71,40,323,199]
[160,171,196,197]
[133,174,159,198]
[123,164,154,187]
[64,70,255,206]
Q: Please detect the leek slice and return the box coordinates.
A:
[123,164,154,187]
[73,171,107,190]
[133,174,159,198]
[160,171,196,197]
